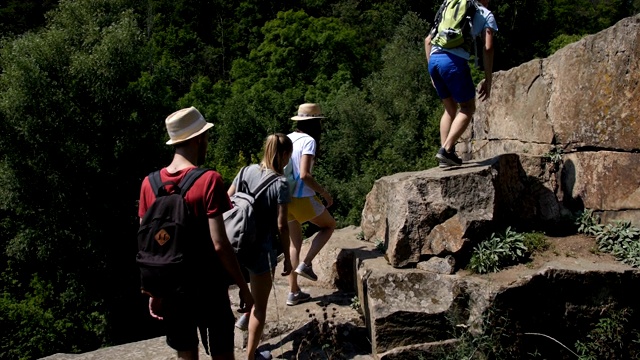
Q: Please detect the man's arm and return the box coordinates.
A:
[208,215,254,312]
[478,27,494,101]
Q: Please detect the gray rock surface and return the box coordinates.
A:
[357,235,640,357]
[464,14,640,158]
[361,154,560,268]
[40,227,374,360]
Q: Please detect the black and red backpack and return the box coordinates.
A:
[136,168,209,298]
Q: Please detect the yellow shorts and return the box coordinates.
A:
[287,196,325,223]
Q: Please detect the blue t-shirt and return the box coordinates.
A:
[431,5,499,61]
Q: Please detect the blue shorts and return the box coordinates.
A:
[244,248,278,276]
[428,51,475,103]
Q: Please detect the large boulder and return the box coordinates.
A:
[360,154,559,268]
[458,13,640,226]
[356,242,640,359]
[463,14,640,159]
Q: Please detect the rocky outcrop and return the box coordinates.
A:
[362,14,640,268]
[460,13,640,222]
[357,13,640,359]
[463,14,640,158]
[361,154,559,267]
[356,246,640,359]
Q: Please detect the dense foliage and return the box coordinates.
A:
[0,0,638,358]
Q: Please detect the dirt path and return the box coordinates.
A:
[228,269,373,360]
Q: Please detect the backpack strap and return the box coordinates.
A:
[251,173,280,199]
[178,167,211,196]
[238,166,279,199]
[148,171,164,197]
[236,166,250,194]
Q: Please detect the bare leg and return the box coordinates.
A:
[302,210,336,265]
[246,271,273,360]
[442,98,475,152]
[288,220,303,293]
[440,97,459,146]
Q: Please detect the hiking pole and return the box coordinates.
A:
[268,251,285,359]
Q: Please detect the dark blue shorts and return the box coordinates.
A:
[244,248,278,276]
[163,288,234,355]
[428,51,476,103]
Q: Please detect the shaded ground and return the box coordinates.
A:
[228,268,373,360]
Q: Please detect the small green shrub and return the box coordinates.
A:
[543,146,564,164]
[468,227,528,274]
[356,231,364,241]
[577,210,640,268]
[596,220,640,267]
[374,238,386,253]
[523,232,550,253]
[575,307,640,360]
[576,209,603,236]
[350,296,361,312]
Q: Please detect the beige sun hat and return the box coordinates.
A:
[291,103,325,121]
[165,107,213,145]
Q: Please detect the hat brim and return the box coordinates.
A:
[166,122,214,145]
[291,115,325,121]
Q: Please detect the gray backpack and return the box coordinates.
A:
[223,166,279,264]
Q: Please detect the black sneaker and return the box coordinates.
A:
[436,147,462,167]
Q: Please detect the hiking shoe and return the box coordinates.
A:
[295,262,318,281]
[276,253,285,263]
[286,290,311,306]
[255,350,272,360]
[235,313,249,331]
[435,147,462,167]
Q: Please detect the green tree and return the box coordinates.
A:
[318,12,440,226]
[0,0,170,356]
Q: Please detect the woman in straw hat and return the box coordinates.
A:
[228,133,293,360]
[285,103,336,306]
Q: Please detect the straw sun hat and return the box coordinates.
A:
[165,107,214,145]
[291,103,326,121]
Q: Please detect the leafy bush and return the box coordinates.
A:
[543,146,564,164]
[374,238,386,253]
[575,307,640,360]
[596,220,640,267]
[577,210,640,268]
[523,232,550,253]
[576,209,603,236]
[468,227,529,274]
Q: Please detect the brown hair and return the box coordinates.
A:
[260,133,293,174]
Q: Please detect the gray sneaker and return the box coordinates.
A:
[234,313,249,331]
[436,147,462,167]
[286,290,311,306]
[295,262,318,281]
[255,350,272,360]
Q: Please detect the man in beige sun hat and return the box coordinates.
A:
[138,106,253,360]
[286,103,336,306]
